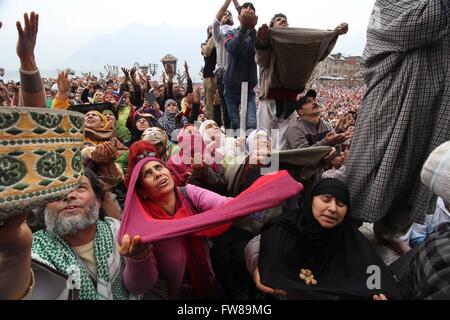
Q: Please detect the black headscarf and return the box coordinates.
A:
[131,115,156,143]
[259,178,400,299]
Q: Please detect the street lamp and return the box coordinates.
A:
[149,63,158,77]
[140,65,149,75]
[161,54,178,76]
[0,67,4,77]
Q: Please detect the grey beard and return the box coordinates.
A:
[45,202,100,237]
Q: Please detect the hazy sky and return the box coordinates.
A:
[0,0,376,72]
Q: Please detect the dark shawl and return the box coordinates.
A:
[259,179,400,299]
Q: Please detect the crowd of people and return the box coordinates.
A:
[0,0,449,301]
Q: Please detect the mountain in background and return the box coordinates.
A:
[60,23,208,81]
[61,23,366,80]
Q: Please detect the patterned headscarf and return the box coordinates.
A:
[84,111,113,145]
[141,127,168,149]
[141,127,170,161]
[164,99,178,110]
[158,100,180,138]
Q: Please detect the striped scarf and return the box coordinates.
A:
[32,218,134,300]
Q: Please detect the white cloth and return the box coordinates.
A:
[257,99,294,150]
[401,198,450,245]
[421,141,450,202]
[213,18,233,74]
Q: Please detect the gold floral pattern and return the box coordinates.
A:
[0,107,85,220]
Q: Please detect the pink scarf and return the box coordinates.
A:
[119,158,304,244]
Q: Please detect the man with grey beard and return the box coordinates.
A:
[30,169,137,300]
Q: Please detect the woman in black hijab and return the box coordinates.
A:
[247,178,400,300]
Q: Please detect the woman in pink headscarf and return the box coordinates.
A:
[167,128,227,195]
[119,152,302,300]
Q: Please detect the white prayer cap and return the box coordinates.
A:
[421,141,450,201]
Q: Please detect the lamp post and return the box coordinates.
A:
[149,63,158,77]
[0,67,4,77]
[161,54,178,76]
[140,65,149,75]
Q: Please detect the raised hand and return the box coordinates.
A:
[166,64,174,80]
[55,71,70,100]
[11,82,20,93]
[119,235,149,261]
[121,67,130,79]
[335,23,349,35]
[16,12,39,71]
[0,83,12,106]
[184,61,190,79]
[257,24,270,46]
[240,10,258,30]
[193,85,202,104]
[325,132,347,146]
[130,67,138,84]
[91,141,119,164]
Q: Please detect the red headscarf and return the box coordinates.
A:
[125,154,229,299]
[120,156,304,298]
[126,141,159,186]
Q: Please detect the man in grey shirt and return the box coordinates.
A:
[286,95,349,150]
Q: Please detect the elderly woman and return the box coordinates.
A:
[89,91,104,104]
[102,109,117,131]
[119,150,302,300]
[199,120,245,166]
[131,114,160,143]
[246,179,400,300]
[120,153,232,300]
[83,110,128,190]
[228,129,282,229]
[158,99,188,141]
[141,127,179,162]
[84,110,126,150]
